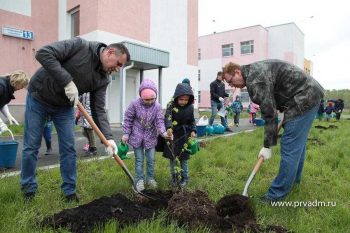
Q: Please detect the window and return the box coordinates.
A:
[198,69,201,82]
[198,91,201,103]
[69,7,80,38]
[240,91,250,103]
[222,43,234,57]
[240,40,254,54]
[198,48,201,60]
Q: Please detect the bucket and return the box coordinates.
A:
[196,125,206,137]
[0,140,19,168]
[213,124,225,134]
[254,118,265,126]
[205,125,214,136]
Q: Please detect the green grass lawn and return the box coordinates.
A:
[0,120,349,232]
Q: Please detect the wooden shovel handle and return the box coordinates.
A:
[76,102,125,168]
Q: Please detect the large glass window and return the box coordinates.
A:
[240,40,254,54]
[222,43,234,57]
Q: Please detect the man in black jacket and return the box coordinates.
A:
[21,37,130,202]
[209,71,232,132]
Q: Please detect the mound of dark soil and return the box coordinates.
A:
[167,190,220,229]
[42,191,172,233]
[307,137,324,146]
[42,190,290,233]
[315,125,338,130]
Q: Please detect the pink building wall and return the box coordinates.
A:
[68,0,151,43]
[198,25,268,108]
[67,0,98,35]
[0,0,58,104]
[187,0,198,66]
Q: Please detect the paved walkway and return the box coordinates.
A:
[0,118,257,175]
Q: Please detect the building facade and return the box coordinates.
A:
[198,22,305,109]
[0,0,198,124]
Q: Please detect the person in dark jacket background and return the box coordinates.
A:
[223,59,324,202]
[0,71,28,134]
[162,83,196,188]
[21,37,130,202]
[209,71,232,132]
[324,102,334,121]
[231,95,243,126]
[316,99,325,121]
[334,99,344,120]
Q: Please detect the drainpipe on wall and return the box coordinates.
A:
[119,62,134,124]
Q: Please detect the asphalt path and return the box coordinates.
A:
[0,118,257,175]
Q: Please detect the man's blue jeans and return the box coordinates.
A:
[266,106,318,200]
[170,159,188,182]
[134,147,155,182]
[209,100,228,128]
[21,93,76,196]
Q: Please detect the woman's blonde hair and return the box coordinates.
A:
[9,70,29,89]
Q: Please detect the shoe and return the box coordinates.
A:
[44,148,52,155]
[147,179,158,189]
[225,128,233,132]
[65,193,79,203]
[170,176,177,187]
[235,123,239,127]
[259,195,275,205]
[179,180,188,188]
[83,144,89,152]
[87,147,97,155]
[23,192,36,201]
[136,180,145,192]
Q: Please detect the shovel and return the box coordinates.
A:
[77,102,157,200]
[242,113,284,197]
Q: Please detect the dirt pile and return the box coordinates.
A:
[42,190,290,233]
[41,192,170,233]
[167,192,289,233]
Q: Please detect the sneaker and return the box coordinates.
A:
[179,180,188,188]
[87,146,97,155]
[147,179,158,189]
[225,128,233,132]
[83,144,89,152]
[65,193,79,203]
[235,123,239,127]
[170,177,177,187]
[45,148,53,155]
[259,195,275,205]
[23,192,36,201]
[136,180,145,192]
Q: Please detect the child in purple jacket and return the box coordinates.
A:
[122,79,169,192]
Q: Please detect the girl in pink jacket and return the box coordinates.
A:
[249,102,260,125]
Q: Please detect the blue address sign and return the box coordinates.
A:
[2,26,34,40]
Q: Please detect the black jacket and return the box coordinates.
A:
[28,37,113,139]
[161,83,196,161]
[0,76,15,109]
[210,79,228,103]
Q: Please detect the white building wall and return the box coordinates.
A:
[267,23,304,68]
[198,58,222,90]
[148,0,198,108]
[0,0,31,16]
